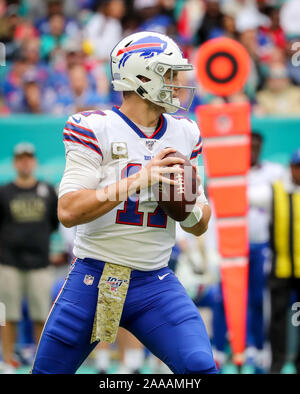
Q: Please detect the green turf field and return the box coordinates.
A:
[12,361,297,374]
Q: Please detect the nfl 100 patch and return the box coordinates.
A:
[144,139,157,152]
[105,276,128,292]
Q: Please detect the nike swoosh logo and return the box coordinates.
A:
[72,116,81,124]
[158,273,170,280]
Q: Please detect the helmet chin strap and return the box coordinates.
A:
[162,99,181,114]
[129,80,182,114]
[147,97,181,114]
[164,97,181,113]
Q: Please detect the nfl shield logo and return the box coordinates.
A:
[83,274,94,286]
[145,140,157,152]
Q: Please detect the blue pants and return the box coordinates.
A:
[195,284,228,352]
[246,242,269,350]
[32,258,217,374]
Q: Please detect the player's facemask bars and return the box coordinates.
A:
[152,63,196,112]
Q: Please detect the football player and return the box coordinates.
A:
[31,31,217,374]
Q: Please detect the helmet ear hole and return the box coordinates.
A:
[136,75,151,83]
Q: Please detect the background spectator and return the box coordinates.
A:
[40,13,68,61]
[255,63,300,116]
[249,149,300,373]
[34,0,79,37]
[51,63,109,114]
[1,0,300,115]
[134,0,175,36]
[0,143,58,374]
[83,0,125,61]
[246,132,285,373]
[194,0,223,45]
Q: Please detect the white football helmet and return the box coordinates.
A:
[110,31,195,113]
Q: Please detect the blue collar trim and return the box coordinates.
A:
[112,106,167,139]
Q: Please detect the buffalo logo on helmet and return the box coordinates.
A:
[117,36,168,68]
[106,276,128,292]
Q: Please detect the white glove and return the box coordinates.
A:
[180,204,203,228]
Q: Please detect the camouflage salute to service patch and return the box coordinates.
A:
[91,262,131,344]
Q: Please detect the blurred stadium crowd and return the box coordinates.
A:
[1,0,300,116]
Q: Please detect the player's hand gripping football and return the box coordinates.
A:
[130,148,185,191]
[192,164,202,198]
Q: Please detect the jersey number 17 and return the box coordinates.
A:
[115,163,167,228]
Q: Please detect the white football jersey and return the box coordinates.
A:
[61,107,203,271]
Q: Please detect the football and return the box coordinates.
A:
[152,150,199,222]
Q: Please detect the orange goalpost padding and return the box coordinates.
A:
[217,218,249,258]
[194,37,251,97]
[207,178,248,218]
[220,258,249,364]
[195,38,251,364]
[195,102,251,364]
[202,136,250,178]
[196,103,251,138]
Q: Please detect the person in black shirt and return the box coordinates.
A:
[0,142,58,374]
[194,0,223,45]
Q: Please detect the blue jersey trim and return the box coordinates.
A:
[112,106,167,140]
